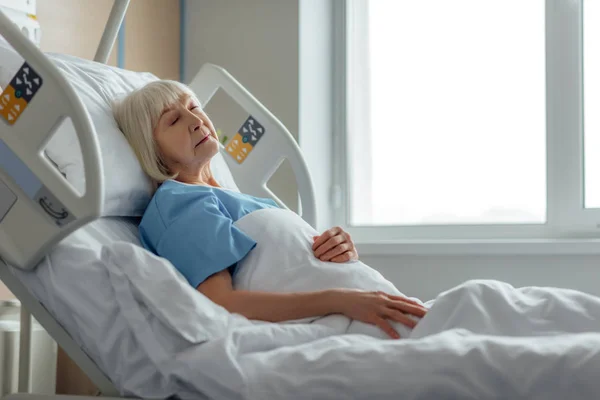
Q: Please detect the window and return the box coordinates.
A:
[335,0,600,241]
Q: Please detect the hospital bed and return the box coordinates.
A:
[0,0,316,398]
[4,1,600,400]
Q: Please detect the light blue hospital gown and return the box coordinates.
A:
[139,179,278,288]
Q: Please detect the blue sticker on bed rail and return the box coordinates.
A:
[225,116,265,164]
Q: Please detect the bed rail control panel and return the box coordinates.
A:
[0,10,103,271]
[0,62,43,125]
[225,116,266,164]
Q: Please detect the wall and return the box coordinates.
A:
[37,0,118,65]
[123,0,180,79]
[184,0,300,210]
[361,254,600,302]
[37,0,180,78]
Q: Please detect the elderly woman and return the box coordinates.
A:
[113,80,427,339]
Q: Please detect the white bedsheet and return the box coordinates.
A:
[9,211,600,399]
[233,208,427,339]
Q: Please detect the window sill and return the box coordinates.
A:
[355,239,600,256]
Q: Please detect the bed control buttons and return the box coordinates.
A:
[11,63,43,103]
[33,187,75,227]
[226,116,265,164]
[0,86,27,125]
[227,133,253,163]
[0,63,43,125]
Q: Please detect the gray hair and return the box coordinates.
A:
[112,80,199,188]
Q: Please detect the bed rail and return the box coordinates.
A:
[0,9,117,398]
[189,64,318,228]
[0,11,104,271]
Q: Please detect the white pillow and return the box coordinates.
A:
[0,47,240,216]
[44,53,156,216]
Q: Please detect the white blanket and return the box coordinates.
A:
[233,208,427,339]
[93,209,600,399]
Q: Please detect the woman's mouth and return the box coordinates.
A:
[196,135,211,147]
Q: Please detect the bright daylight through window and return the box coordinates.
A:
[347,1,547,227]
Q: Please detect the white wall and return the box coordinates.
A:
[361,254,600,301]
[184,0,300,210]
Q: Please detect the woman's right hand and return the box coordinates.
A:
[329,289,428,339]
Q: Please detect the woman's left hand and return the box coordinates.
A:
[312,227,359,263]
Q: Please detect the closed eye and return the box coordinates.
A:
[169,115,179,126]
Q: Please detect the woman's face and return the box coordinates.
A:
[154,95,219,176]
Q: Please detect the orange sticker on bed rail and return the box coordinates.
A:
[226,133,254,164]
[0,85,27,125]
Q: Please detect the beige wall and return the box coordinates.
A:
[37,0,118,65]
[36,0,180,78]
[124,0,180,79]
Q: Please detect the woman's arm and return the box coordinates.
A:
[198,270,427,338]
[198,270,339,322]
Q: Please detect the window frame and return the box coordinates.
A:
[333,0,600,243]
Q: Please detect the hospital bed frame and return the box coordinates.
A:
[0,1,317,398]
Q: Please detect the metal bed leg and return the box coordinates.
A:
[18,306,32,393]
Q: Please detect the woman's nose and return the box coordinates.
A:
[189,116,203,134]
